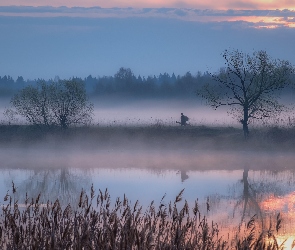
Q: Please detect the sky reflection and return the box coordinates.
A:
[1,159,295,242]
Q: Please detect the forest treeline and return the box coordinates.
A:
[0,68,217,98]
[2,67,295,98]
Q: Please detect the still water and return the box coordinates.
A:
[1,148,295,248]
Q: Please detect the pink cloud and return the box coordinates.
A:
[0,0,294,9]
[1,6,295,29]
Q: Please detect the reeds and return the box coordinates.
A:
[235,214,286,250]
[0,184,285,249]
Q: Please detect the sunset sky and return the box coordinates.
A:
[0,1,294,79]
[0,0,295,9]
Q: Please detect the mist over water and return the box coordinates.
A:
[92,98,235,126]
[2,95,294,127]
[0,98,11,121]
[0,97,235,126]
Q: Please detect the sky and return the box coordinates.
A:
[0,1,295,80]
[0,0,295,9]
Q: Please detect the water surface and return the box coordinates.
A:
[1,148,295,247]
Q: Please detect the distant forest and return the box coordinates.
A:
[0,68,212,98]
[1,67,295,98]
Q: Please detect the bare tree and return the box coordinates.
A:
[11,80,93,128]
[49,80,94,129]
[11,81,52,127]
[198,49,293,138]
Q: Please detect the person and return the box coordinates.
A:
[176,113,189,126]
[180,113,189,126]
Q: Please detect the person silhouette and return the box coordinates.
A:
[180,113,189,126]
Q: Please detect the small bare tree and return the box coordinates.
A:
[11,81,52,126]
[11,80,93,129]
[198,49,293,138]
[49,80,94,129]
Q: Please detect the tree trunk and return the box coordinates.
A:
[243,122,249,139]
[60,115,68,129]
[242,108,249,139]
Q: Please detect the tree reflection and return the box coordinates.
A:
[11,168,90,206]
[233,167,264,227]
[231,166,295,231]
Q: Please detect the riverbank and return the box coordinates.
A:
[0,125,295,171]
[0,124,294,151]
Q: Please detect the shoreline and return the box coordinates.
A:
[0,124,294,150]
[0,124,295,171]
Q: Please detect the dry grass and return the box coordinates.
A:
[0,183,286,249]
[235,214,286,250]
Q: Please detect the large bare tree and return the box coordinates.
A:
[198,49,293,138]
